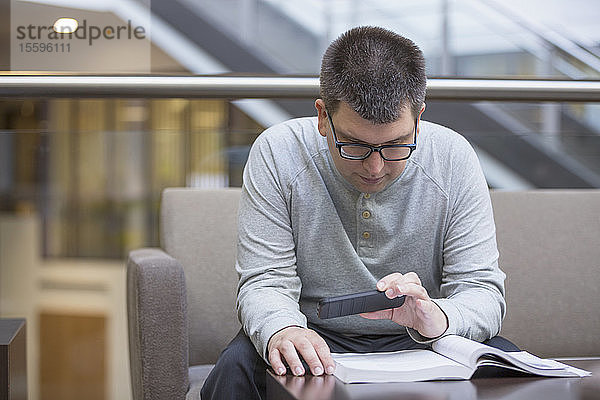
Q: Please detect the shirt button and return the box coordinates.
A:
[362,231,371,239]
[362,210,371,219]
[364,193,371,199]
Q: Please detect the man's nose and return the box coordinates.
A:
[362,150,385,175]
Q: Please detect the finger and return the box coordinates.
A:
[296,338,324,376]
[268,348,287,376]
[389,274,422,297]
[378,273,423,298]
[398,282,430,301]
[311,335,335,375]
[279,340,305,376]
[385,285,407,299]
[359,309,393,320]
[403,272,422,286]
[376,273,403,291]
[384,282,415,299]
[378,272,421,288]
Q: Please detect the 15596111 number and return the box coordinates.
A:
[19,42,71,53]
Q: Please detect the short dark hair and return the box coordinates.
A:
[320,26,426,123]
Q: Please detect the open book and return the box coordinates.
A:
[332,334,592,383]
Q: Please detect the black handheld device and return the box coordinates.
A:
[317,290,405,319]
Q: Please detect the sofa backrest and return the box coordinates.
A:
[160,188,600,364]
[491,190,600,357]
[161,188,242,365]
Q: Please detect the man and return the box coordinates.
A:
[201,26,511,399]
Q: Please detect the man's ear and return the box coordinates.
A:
[417,103,426,133]
[315,99,328,138]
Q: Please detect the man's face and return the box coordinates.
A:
[316,100,421,194]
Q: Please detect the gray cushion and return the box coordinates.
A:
[161,188,242,365]
[492,190,600,357]
[186,365,215,400]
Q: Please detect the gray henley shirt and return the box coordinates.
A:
[236,117,506,361]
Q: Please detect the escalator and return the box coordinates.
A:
[150,0,600,188]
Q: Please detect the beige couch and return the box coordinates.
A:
[127,188,600,400]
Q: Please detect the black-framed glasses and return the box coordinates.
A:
[326,111,417,161]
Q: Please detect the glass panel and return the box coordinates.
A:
[1,97,599,261]
[0,98,263,259]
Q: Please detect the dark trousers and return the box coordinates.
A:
[200,325,519,400]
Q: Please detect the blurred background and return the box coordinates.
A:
[0,0,599,399]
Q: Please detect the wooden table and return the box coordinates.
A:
[266,359,600,400]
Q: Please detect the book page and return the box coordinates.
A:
[507,352,568,370]
[333,349,463,372]
[505,352,591,376]
[331,349,473,383]
[432,335,592,377]
[431,335,491,368]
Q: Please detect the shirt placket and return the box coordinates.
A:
[357,193,375,254]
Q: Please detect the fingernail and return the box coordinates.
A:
[326,366,335,374]
[314,367,323,375]
[277,367,286,375]
[377,281,384,290]
[294,367,304,376]
[385,288,394,297]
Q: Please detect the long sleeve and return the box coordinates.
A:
[235,134,307,361]
[432,139,506,342]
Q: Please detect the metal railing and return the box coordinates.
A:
[1,74,600,101]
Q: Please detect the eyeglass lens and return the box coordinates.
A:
[340,145,411,160]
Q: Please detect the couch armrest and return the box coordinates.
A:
[127,248,189,400]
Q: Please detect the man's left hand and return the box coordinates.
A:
[360,272,448,338]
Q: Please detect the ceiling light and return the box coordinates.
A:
[53,18,78,34]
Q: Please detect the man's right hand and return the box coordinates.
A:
[267,326,336,376]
